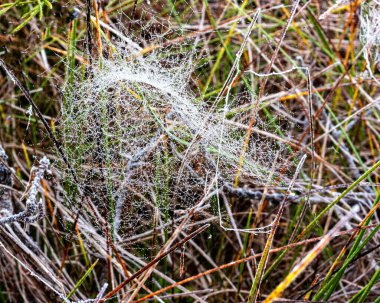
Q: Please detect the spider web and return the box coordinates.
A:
[60,3,313,246]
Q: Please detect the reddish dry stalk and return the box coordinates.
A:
[110,241,131,278]
[304,274,320,300]
[58,212,79,277]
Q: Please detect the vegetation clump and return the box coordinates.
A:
[0,1,379,302]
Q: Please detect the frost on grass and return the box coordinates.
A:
[0,144,12,217]
[360,1,380,46]
[0,155,48,224]
[62,41,300,238]
[360,1,380,80]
